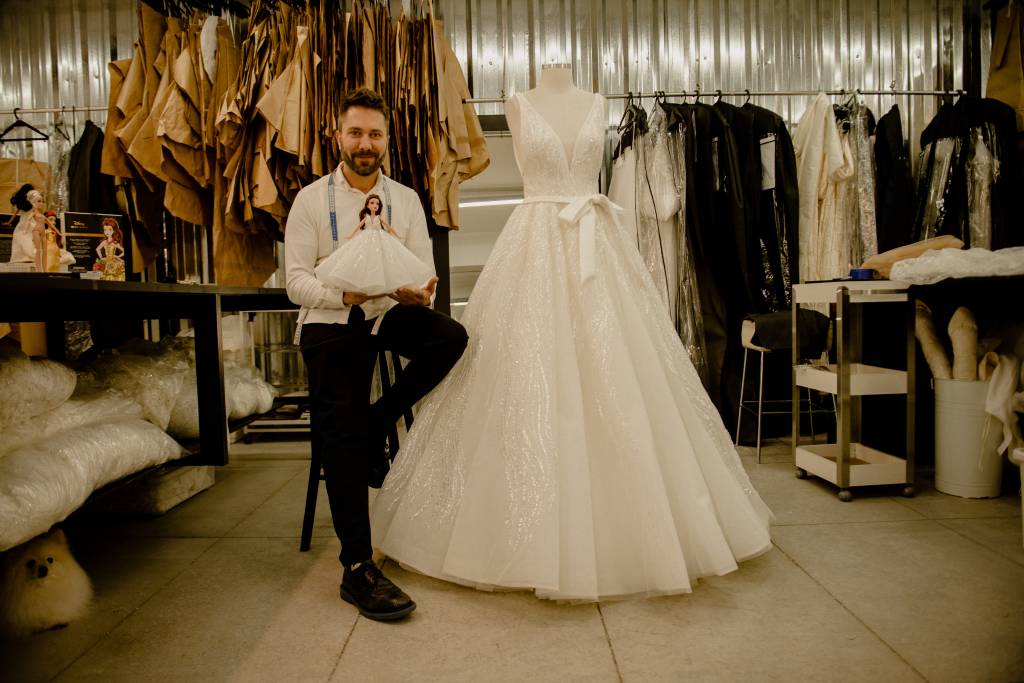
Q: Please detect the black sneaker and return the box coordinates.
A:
[340,562,416,621]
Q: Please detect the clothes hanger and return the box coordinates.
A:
[713,89,723,105]
[0,109,49,143]
[616,92,636,134]
[744,89,752,105]
[53,108,72,143]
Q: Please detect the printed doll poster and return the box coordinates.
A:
[62,212,130,280]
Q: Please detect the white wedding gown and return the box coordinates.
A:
[370,92,772,601]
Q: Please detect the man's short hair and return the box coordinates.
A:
[339,87,390,125]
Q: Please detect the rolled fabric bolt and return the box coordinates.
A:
[948,307,979,381]
[915,300,952,380]
[978,351,1000,381]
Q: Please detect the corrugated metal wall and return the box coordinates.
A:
[439,0,991,161]
[0,0,991,164]
[0,0,137,161]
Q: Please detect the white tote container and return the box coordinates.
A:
[934,378,1004,498]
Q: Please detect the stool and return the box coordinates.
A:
[299,349,414,552]
[735,318,835,464]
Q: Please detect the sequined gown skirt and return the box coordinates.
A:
[369,196,773,602]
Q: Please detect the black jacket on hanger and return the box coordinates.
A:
[875,104,916,253]
[742,102,799,312]
[713,101,763,307]
[663,101,748,431]
[67,120,119,214]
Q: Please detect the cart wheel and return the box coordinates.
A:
[901,486,916,498]
[838,489,853,502]
[795,468,808,479]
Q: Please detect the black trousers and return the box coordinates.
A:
[300,305,468,567]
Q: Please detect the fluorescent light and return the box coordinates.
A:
[458,198,523,208]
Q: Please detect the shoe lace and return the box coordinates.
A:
[359,561,384,586]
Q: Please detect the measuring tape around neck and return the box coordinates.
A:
[327,167,393,249]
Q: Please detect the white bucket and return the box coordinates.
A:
[934,378,1004,498]
[1011,449,1024,548]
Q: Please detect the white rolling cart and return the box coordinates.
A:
[791,280,917,502]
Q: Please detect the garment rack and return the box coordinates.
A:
[464,88,965,104]
[0,106,108,116]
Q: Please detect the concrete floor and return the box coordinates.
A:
[4,439,1024,682]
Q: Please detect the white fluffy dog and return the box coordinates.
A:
[0,528,93,638]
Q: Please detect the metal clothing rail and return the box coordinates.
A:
[0,106,108,115]
[464,87,965,104]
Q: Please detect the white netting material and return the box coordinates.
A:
[0,350,77,432]
[0,419,184,551]
[166,366,276,439]
[0,391,143,458]
[76,352,191,431]
[890,247,1024,285]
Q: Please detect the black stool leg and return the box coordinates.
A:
[736,347,749,446]
[389,351,415,431]
[300,396,321,552]
[377,350,402,461]
[300,436,320,552]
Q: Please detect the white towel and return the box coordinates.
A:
[984,354,1023,455]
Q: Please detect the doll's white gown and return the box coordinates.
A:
[370,93,772,601]
[315,215,433,296]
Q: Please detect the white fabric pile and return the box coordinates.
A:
[0,350,185,551]
[167,366,276,439]
[0,419,183,550]
[890,246,1024,285]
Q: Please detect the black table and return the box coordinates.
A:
[0,275,297,465]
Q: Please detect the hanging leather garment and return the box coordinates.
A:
[989,2,1024,129]
[742,102,800,311]
[100,59,135,179]
[159,18,212,227]
[430,20,490,230]
[874,104,916,253]
[663,102,750,429]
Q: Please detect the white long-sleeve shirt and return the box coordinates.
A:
[284,165,435,332]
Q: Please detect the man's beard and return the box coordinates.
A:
[342,148,384,176]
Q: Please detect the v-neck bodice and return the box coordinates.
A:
[510,92,606,198]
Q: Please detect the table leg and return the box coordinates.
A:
[194,294,228,465]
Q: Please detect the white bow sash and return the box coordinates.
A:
[521,194,623,282]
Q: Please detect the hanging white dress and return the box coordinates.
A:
[370,92,772,601]
[794,93,846,283]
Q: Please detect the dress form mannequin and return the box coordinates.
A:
[505,64,596,163]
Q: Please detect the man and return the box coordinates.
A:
[285,88,468,621]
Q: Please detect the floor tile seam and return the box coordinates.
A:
[888,494,1021,520]
[326,560,382,680]
[932,518,1024,570]
[327,615,360,682]
[50,538,224,681]
[913,513,1022,521]
[770,542,930,682]
[53,469,306,678]
[221,468,308,537]
[771,518,934,529]
[595,603,624,683]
